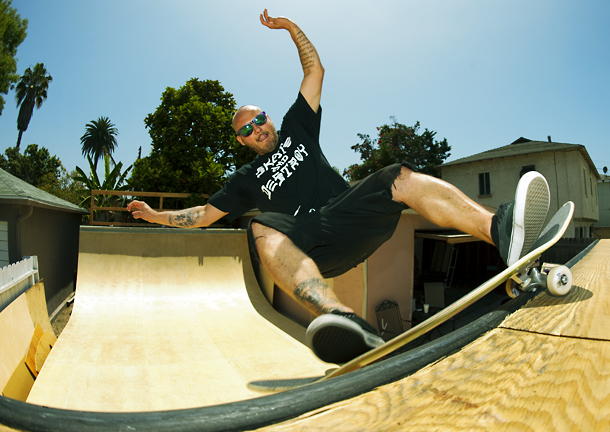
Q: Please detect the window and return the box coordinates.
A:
[584,169,588,195]
[478,172,491,196]
[520,165,536,178]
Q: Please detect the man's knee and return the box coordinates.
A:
[249,221,263,238]
[250,221,278,240]
[391,165,416,202]
[249,222,290,254]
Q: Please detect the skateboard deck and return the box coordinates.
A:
[248,201,575,393]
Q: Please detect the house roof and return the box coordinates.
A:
[440,138,599,178]
[0,168,87,214]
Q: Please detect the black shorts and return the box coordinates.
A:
[247,162,412,278]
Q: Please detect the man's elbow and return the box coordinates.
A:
[313,64,324,78]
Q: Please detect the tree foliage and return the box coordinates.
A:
[344,119,451,181]
[15,62,52,148]
[39,167,84,206]
[0,143,83,205]
[129,78,250,205]
[80,116,118,169]
[0,0,27,116]
[0,143,61,186]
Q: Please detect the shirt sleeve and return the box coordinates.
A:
[207,172,256,221]
[281,92,322,143]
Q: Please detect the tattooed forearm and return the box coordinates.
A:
[168,209,199,228]
[295,31,316,71]
[294,278,344,315]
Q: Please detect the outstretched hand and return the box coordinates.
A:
[260,9,293,30]
[127,200,153,221]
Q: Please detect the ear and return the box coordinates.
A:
[236,135,245,147]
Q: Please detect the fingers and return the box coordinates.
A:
[260,9,272,27]
[126,200,140,212]
[127,200,144,219]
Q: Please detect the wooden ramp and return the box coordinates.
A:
[25,227,331,412]
[254,239,610,431]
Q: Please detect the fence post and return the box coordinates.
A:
[90,191,94,225]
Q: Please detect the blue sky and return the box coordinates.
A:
[2,0,609,180]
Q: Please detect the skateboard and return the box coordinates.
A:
[248,201,575,393]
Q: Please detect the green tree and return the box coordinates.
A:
[0,143,61,186]
[15,62,52,148]
[130,78,250,203]
[80,116,118,170]
[0,0,27,116]
[38,167,84,206]
[344,119,451,181]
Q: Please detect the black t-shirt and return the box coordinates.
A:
[208,93,349,220]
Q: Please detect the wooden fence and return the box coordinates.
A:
[89,190,209,227]
[0,256,39,312]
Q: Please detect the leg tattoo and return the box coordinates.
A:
[294,278,346,316]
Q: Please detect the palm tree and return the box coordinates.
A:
[80,116,119,169]
[15,63,53,149]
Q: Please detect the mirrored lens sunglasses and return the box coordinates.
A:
[236,112,267,137]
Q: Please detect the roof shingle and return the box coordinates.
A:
[0,168,87,214]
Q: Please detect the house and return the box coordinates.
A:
[438,137,600,238]
[594,173,610,238]
[0,168,87,316]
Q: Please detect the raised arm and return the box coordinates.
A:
[127,201,228,228]
[260,9,324,112]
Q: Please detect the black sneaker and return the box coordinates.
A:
[305,311,385,364]
[491,171,550,266]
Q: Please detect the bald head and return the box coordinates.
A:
[232,105,263,132]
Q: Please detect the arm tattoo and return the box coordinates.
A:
[169,209,199,228]
[295,31,315,71]
[294,278,337,315]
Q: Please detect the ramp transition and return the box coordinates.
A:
[26,227,331,411]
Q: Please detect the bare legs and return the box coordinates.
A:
[252,166,495,316]
[391,166,494,244]
[250,223,352,316]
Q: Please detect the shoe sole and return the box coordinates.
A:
[306,314,384,364]
[508,172,550,265]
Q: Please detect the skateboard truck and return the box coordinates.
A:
[507,261,573,298]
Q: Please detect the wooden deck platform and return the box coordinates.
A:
[255,239,610,431]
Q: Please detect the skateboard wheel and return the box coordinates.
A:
[505,279,521,298]
[546,265,572,296]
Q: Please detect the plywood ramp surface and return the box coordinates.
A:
[257,240,610,431]
[26,227,331,412]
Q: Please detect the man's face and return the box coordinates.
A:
[233,106,279,155]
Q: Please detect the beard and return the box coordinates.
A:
[256,127,279,155]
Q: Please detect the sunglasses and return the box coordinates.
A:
[236,111,267,137]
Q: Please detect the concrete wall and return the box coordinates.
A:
[0,204,81,315]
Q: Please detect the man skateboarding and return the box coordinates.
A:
[128,10,551,364]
